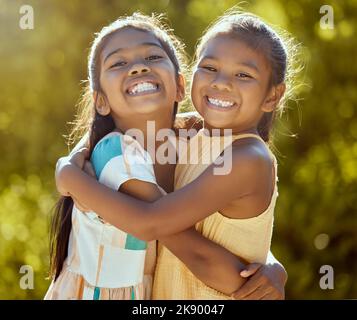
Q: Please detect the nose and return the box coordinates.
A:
[128,62,151,76]
[211,73,232,92]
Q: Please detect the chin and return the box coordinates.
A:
[205,121,233,130]
[202,112,234,130]
[131,102,165,114]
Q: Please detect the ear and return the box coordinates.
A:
[175,73,186,103]
[262,83,286,112]
[93,91,111,116]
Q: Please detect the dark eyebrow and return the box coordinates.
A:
[200,56,260,73]
[199,56,217,62]
[238,61,260,73]
[104,42,164,64]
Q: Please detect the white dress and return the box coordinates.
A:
[45,131,158,300]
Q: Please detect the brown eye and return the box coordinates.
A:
[236,73,251,78]
[146,55,162,61]
[203,66,217,72]
[110,61,126,68]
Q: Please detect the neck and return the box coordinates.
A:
[203,122,259,137]
[112,109,174,151]
[112,109,176,193]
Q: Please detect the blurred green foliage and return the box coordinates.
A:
[0,0,356,299]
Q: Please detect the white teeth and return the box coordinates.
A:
[128,82,158,95]
[208,97,234,108]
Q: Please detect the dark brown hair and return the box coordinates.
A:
[49,12,188,281]
[194,10,301,143]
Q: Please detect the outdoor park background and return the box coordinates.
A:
[0,0,356,299]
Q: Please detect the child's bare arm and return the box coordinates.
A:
[57,142,273,240]
[56,134,90,196]
[120,179,247,295]
[159,229,248,295]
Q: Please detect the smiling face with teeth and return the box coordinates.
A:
[127,81,159,96]
[96,28,184,131]
[191,34,279,134]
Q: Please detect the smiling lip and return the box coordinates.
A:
[126,78,160,96]
[204,95,238,111]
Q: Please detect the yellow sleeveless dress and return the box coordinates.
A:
[152,129,278,299]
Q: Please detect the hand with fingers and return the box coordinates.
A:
[174,111,203,132]
[231,262,287,300]
[69,147,90,169]
[55,147,94,212]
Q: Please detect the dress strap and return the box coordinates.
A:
[231,133,266,143]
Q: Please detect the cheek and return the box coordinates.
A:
[102,73,126,98]
[106,71,123,87]
[100,73,113,90]
[191,89,205,114]
[240,81,263,99]
[191,72,205,96]
[167,72,178,89]
[159,64,178,92]
[192,70,208,84]
[164,77,179,101]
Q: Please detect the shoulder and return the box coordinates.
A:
[217,138,275,218]
[90,132,123,177]
[91,132,123,160]
[91,131,147,156]
[230,137,273,179]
